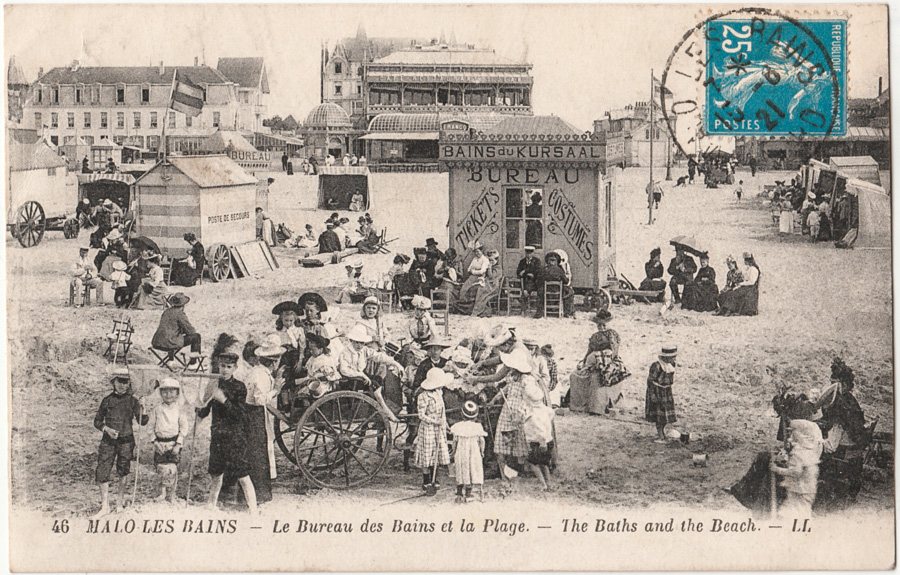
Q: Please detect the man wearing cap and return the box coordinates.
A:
[317,222,342,254]
[71,247,105,306]
[516,246,543,314]
[151,293,202,368]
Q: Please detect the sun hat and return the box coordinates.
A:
[272,301,301,315]
[298,292,328,313]
[484,325,514,347]
[592,309,612,323]
[106,228,122,242]
[344,259,364,270]
[255,334,287,358]
[112,260,127,271]
[412,295,432,310]
[742,251,753,261]
[500,348,533,374]
[103,198,113,206]
[345,324,372,343]
[522,337,539,348]
[468,240,483,251]
[659,345,678,358]
[420,367,452,390]
[540,344,554,358]
[168,293,190,307]
[158,378,181,390]
[423,336,452,349]
[306,333,331,350]
[450,347,473,365]
[462,400,479,419]
[426,238,438,246]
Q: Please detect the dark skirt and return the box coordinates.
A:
[246,405,272,504]
[729,451,785,514]
[682,281,719,312]
[208,429,251,479]
[645,383,676,425]
[527,441,554,467]
[717,284,759,316]
[170,259,202,287]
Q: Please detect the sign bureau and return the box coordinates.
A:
[229,150,271,162]
[442,143,602,161]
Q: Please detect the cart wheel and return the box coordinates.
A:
[15,201,46,248]
[589,287,611,312]
[62,218,80,239]
[206,243,232,282]
[275,418,298,465]
[294,391,392,490]
[613,279,633,305]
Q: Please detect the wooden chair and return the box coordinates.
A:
[503,278,525,316]
[543,281,564,318]
[375,286,395,314]
[103,317,134,363]
[431,286,451,336]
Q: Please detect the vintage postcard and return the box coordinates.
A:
[4,3,894,571]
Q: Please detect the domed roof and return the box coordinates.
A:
[305,103,351,129]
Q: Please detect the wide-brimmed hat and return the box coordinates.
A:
[544,251,561,263]
[423,336,451,349]
[306,333,331,350]
[659,345,678,358]
[592,309,612,323]
[484,325,514,347]
[112,260,127,271]
[158,378,181,391]
[540,344,554,358]
[412,295,432,310]
[103,198,113,206]
[255,334,287,358]
[106,228,122,242]
[468,240,483,251]
[420,367,452,390]
[272,300,301,316]
[345,324,372,343]
[522,337,539,348]
[450,347,473,365]
[298,292,328,312]
[344,259,364,270]
[413,247,427,256]
[168,293,190,307]
[500,348,533,374]
[462,400,479,419]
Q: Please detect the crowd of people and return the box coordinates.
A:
[768,176,858,246]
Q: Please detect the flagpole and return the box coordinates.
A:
[648,68,654,226]
[158,69,177,163]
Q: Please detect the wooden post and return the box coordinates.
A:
[648,69,655,225]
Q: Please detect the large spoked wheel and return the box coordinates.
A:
[275,418,299,466]
[612,279,634,305]
[206,243,232,282]
[15,201,46,248]
[586,287,611,312]
[293,391,392,490]
[63,218,80,239]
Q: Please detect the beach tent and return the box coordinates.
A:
[844,177,890,249]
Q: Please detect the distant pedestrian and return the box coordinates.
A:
[735,180,743,203]
[687,160,697,184]
[749,156,758,177]
[281,151,288,171]
[645,345,678,443]
[807,209,821,243]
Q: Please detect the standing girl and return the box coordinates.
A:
[449,401,487,503]
[645,345,678,443]
[415,368,451,492]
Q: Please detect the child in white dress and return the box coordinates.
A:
[449,401,487,503]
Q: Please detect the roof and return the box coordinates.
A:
[8,128,41,145]
[8,140,67,171]
[374,48,528,67]
[60,136,90,148]
[369,113,440,132]
[8,56,27,85]
[305,103,352,128]
[216,58,269,93]
[829,155,879,167]
[159,155,257,187]
[94,137,122,149]
[36,65,230,86]
[483,115,584,136]
[359,132,438,141]
[199,130,258,153]
[331,35,424,63]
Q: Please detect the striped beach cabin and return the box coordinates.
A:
[132,155,257,256]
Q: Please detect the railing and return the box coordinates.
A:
[366,104,532,115]
[367,162,441,173]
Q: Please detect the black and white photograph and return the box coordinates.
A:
[4,3,894,571]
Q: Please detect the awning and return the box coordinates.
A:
[316,166,370,176]
[76,172,136,185]
[359,132,439,141]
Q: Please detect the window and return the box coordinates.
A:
[133,112,141,128]
[50,135,58,145]
[34,112,41,127]
[47,168,56,176]
[50,112,58,128]
[92,85,101,104]
[113,135,125,146]
[505,187,543,250]
[75,87,83,104]
[150,112,158,128]
[645,129,650,139]
[141,85,150,104]
[51,86,59,104]
[100,112,108,129]
[357,85,362,94]
[148,135,159,151]
[334,84,342,96]
[82,135,94,146]
[83,112,91,128]
[116,112,124,129]
[116,85,125,104]
[168,111,176,129]
[35,88,42,104]
[334,62,342,74]
[67,112,75,128]
[185,114,192,127]
[212,111,220,128]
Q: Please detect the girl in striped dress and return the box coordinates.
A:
[645,345,678,443]
[415,368,451,491]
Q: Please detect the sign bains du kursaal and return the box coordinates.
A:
[440,119,616,292]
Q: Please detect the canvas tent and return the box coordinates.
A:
[844,177,890,249]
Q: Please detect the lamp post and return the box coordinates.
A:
[665,133,672,181]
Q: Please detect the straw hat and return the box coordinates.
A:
[420,367,452,390]
[345,324,372,343]
[112,260,127,271]
[255,334,287,358]
[272,301,301,316]
[500,348,533,374]
[422,336,451,349]
[484,325,514,347]
[363,295,379,306]
[462,400,479,419]
[168,293,190,307]
[412,295,432,310]
[522,337,539,348]
[158,378,181,391]
[109,366,130,382]
[659,345,678,359]
[524,245,535,253]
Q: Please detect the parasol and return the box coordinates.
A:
[130,235,160,254]
[669,235,706,257]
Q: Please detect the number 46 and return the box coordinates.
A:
[722,24,752,53]
[51,519,69,533]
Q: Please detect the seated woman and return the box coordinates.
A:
[638,247,666,300]
[535,251,575,318]
[587,349,631,415]
[569,310,620,411]
[169,233,205,287]
[130,258,168,310]
[453,243,491,313]
[716,252,760,316]
[455,249,502,317]
[719,255,744,294]
[681,253,719,312]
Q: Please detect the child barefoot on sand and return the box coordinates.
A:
[150,378,190,503]
[415,368,451,492]
[449,401,487,503]
[645,345,678,443]
[523,380,555,490]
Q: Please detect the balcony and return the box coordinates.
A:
[366,104,532,116]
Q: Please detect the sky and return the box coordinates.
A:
[5,4,890,131]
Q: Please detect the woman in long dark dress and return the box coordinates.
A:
[242,336,285,505]
[716,252,760,316]
[682,253,719,312]
[170,233,205,287]
[638,247,666,300]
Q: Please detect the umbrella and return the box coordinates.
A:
[297,292,328,313]
[669,235,706,257]
[130,235,160,253]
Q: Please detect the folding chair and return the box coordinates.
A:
[104,317,134,363]
[431,286,451,336]
[543,281,564,318]
[375,287,395,314]
[149,347,207,373]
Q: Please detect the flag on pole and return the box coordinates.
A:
[171,70,204,118]
[650,75,672,112]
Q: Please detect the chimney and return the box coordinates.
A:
[37,67,43,79]
[194,56,199,67]
[158,61,164,76]
[878,76,883,95]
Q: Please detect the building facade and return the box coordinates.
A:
[216,57,269,133]
[22,62,240,152]
[593,102,673,168]
[8,56,28,124]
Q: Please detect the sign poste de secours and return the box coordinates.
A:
[441,142,603,161]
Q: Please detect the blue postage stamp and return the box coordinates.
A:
[705,18,847,136]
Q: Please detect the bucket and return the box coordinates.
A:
[680,432,690,445]
[692,453,708,467]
